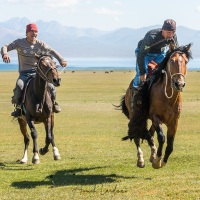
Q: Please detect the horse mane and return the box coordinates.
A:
[35,53,54,64]
[153,44,192,82]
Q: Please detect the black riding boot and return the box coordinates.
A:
[131,87,137,107]
[131,87,142,108]
[11,104,22,117]
[49,84,61,113]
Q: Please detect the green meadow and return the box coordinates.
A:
[0,70,200,199]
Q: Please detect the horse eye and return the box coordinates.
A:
[170,60,174,64]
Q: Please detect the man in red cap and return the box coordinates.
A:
[1,23,67,117]
[26,23,38,34]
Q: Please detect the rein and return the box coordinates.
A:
[36,56,57,83]
[161,51,186,99]
[58,66,67,75]
[145,38,175,50]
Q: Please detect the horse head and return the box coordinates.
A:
[35,54,61,87]
[167,43,192,91]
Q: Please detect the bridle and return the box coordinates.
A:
[36,55,58,83]
[162,51,187,99]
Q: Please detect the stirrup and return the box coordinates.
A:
[11,105,22,117]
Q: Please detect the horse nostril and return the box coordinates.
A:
[174,82,179,88]
[174,80,185,90]
[53,78,60,86]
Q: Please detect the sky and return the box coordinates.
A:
[0,0,200,31]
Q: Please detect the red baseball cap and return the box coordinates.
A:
[26,23,38,34]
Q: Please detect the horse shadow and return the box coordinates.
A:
[11,166,132,189]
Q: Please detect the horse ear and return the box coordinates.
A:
[169,42,175,52]
[186,43,192,52]
[41,60,48,66]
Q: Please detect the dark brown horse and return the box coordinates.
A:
[119,43,192,169]
[17,54,61,164]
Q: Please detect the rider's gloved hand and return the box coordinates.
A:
[2,54,11,63]
[60,60,67,67]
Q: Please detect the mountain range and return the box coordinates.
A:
[0,17,199,58]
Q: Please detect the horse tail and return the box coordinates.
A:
[121,135,130,141]
[121,95,129,119]
[113,95,130,119]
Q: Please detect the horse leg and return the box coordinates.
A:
[162,125,177,167]
[152,123,165,169]
[134,138,145,168]
[39,115,61,160]
[26,118,40,164]
[39,119,51,156]
[145,125,157,163]
[18,118,30,164]
[51,114,61,160]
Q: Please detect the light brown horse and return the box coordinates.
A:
[119,43,192,169]
[17,54,61,164]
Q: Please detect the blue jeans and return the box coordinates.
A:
[133,46,169,88]
[12,69,56,104]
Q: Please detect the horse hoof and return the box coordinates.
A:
[17,159,27,164]
[32,158,40,164]
[39,148,49,155]
[151,157,163,169]
[54,155,61,161]
[32,153,40,164]
[152,160,161,169]
[52,146,61,160]
[152,163,161,169]
[137,161,145,168]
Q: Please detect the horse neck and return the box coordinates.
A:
[33,74,48,100]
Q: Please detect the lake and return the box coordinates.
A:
[0,57,199,71]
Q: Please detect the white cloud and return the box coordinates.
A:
[4,0,38,2]
[85,0,92,4]
[4,0,79,7]
[94,7,123,16]
[114,1,123,6]
[197,6,200,12]
[44,0,79,8]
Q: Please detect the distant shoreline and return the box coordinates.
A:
[1,57,199,71]
[0,67,199,72]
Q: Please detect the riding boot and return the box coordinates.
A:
[53,101,61,113]
[11,104,22,117]
[131,87,142,108]
[48,83,61,113]
[131,87,136,108]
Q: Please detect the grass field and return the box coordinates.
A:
[0,70,200,200]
